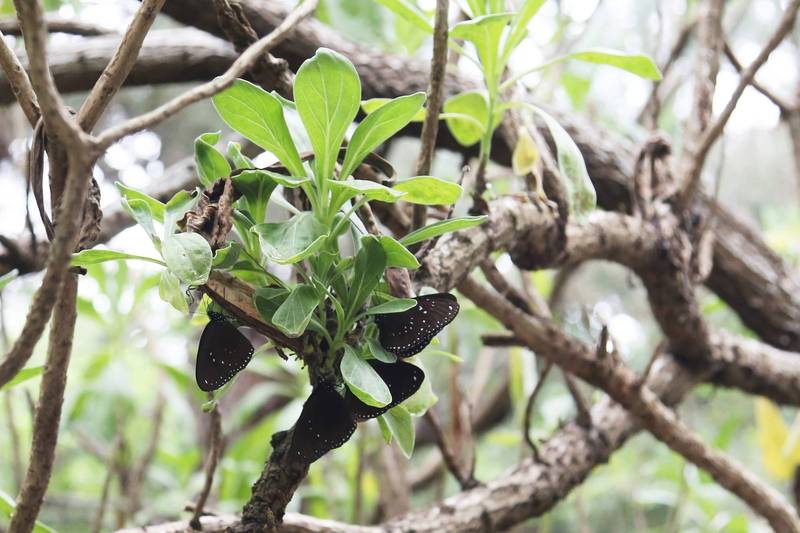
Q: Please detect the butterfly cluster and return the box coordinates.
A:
[194,293,460,463]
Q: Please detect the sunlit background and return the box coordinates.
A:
[1,0,799,531]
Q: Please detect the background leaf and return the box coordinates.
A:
[394,176,462,205]
[400,215,488,245]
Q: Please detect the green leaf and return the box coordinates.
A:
[379,235,420,268]
[116,182,165,222]
[464,0,486,17]
[341,345,391,407]
[362,98,426,121]
[162,233,213,285]
[402,357,436,415]
[506,0,546,52]
[121,198,160,247]
[375,0,433,32]
[232,169,308,224]
[253,287,291,323]
[212,79,305,177]
[1,365,43,391]
[400,215,488,246]
[377,412,393,442]
[340,92,426,179]
[383,405,415,457]
[0,269,18,291]
[394,176,462,205]
[194,131,231,187]
[227,141,254,169]
[329,179,406,212]
[159,270,189,313]
[212,242,241,269]
[450,13,514,86]
[562,48,662,80]
[71,249,165,267]
[251,212,329,264]
[164,190,198,236]
[295,48,361,180]
[366,298,416,315]
[367,337,397,363]
[271,284,319,337]
[529,106,596,216]
[347,236,387,316]
[443,91,491,146]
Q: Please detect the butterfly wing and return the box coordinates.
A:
[346,360,425,421]
[289,382,357,463]
[195,315,255,392]
[375,293,459,357]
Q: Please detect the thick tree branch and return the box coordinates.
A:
[0,29,39,124]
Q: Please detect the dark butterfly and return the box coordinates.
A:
[195,311,255,392]
[288,381,357,464]
[346,359,425,420]
[375,293,459,357]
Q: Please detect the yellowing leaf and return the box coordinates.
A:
[512,127,539,176]
[755,397,800,480]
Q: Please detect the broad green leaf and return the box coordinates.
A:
[213,79,305,177]
[251,212,328,264]
[443,91,491,146]
[164,190,199,236]
[1,365,43,391]
[71,248,165,267]
[162,233,213,285]
[232,169,308,224]
[212,242,240,269]
[377,412,393,443]
[121,198,160,247]
[563,48,662,80]
[194,131,231,187]
[0,269,18,291]
[253,287,291,323]
[116,182,165,222]
[295,48,361,180]
[464,0,486,17]
[362,98,426,121]
[450,13,514,86]
[365,298,417,315]
[227,141,254,169]
[512,127,539,176]
[375,0,433,32]
[402,357,436,415]
[367,337,397,363]
[347,236,387,316]
[159,270,189,313]
[505,0,546,53]
[383,405,415,457]
[341,345,391,407]
[379,235,419,268]
[340,92,426,179]
[394,176,462,205]
[400,215,488,246]
[529,106,596,216]
[271,284,319,337]
[329,179,406,212]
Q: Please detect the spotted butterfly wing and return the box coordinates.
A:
[195,312,255,392]
[375,293,459,357]
[289,382,357,463]
[346,360,425,421]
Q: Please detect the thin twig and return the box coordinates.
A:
[412,0,449,231]
[9,276,78,533]
[91,427,125,533]
[190,399,223,530]
[680,0,800,205]
[93,0,318,150]
[0,29,40,125]
[128,389,165,515]
[723,41,792,113]
[423,410,476,490]
[522,361,553,461]
[0,15,113,36]
[77,0,167,132]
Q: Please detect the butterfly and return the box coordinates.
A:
[346,359,425,420]
[289,360,426,463]
[375,293,460,357]
[195,311,255,392]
